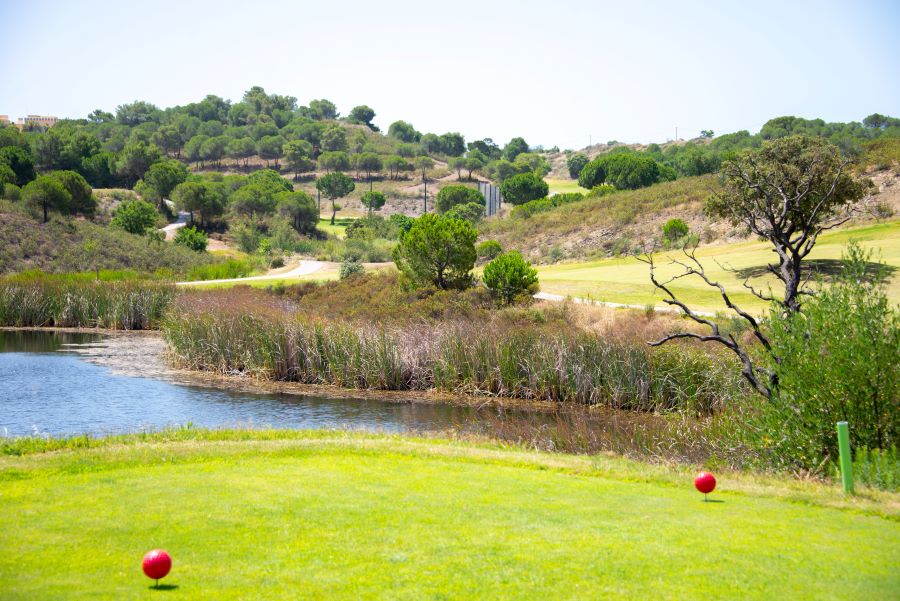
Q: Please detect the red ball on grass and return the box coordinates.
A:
[142,549,172,581]
[694,471,716,495]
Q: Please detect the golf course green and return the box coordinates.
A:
[535,220,900,313]
[1,431,897,600]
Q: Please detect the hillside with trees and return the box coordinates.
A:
[2,86,898,270]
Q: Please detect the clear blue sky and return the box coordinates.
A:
[2,0,898,149]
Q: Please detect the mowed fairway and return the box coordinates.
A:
[536,220,900,313]
[547,178,586,195]
[1,433,898,600]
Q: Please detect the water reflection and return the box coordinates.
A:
[0,330,480,437]
[0,329,101,353]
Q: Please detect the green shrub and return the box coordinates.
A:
[393,214,476,290]
[589,183,617,197]
[511,198,555,218]
[511,192,585,219]
[752,244,900,472]
[477,240,502,261]
[483,251,539,305]
[339,257,364,279]
[578,160,606,189]
[850,447,900,492]
[444,202,485,224]
[360,190,387,214]
[662,218,689,242]
[230,220,262,253]
[111,199,159,235]
[499,173,548,205]
[174,226,208,252]
[2,183,20,200]
[548,245,564,263]
[567,153,588,179]
[579,152,667,190]
[436,185,483,213]
[388,213,414,235]
[346,215,394,240]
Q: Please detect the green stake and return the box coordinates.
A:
[837,421,854,494]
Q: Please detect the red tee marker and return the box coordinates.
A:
[142,549,172,586]
[694,471,716,501]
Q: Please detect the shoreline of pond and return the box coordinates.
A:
[0,326,634,416]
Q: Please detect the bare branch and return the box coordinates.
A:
[638,250,775,398]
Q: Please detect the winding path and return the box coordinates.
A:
[176,260,326,286]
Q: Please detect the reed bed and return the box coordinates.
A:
[0,279,174,329]
[163,311,745,413]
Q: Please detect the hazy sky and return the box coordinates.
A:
[2,0,898,149]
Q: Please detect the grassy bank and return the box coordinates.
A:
[0,274,173,329]
[1,431,897,600]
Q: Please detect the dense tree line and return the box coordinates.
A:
[0,86,555,213]
[566,114,900,184]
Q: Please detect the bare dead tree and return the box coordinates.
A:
[638,247,777,398]
[641,135,872,399]
[706,135,872,314]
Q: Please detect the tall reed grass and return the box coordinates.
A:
[163,311,745,413]
[0,278,174,329]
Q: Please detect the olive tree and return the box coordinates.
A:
[641,135,871,398]
[392,214,476,290]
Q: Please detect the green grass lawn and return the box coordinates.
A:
[1,431,897,600]
[546,178,585,195]
[318,216,356,239]
[536,220,900,313]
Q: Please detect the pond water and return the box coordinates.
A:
[0,330,483,437]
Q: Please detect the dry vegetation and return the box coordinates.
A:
[480,175,728,261]
[0,201,212,276]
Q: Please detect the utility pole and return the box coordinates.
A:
[675,126,678,141]
[423,178,427,214]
